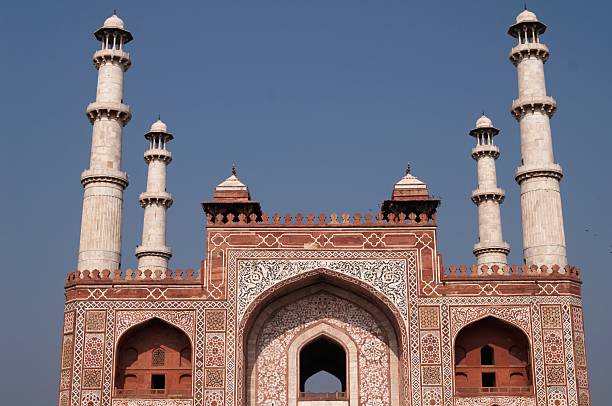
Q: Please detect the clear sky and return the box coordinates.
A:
[0,1,610,404]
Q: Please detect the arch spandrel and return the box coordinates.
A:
[114,310,195,345]
[449,306,532,341]
[236,255,413,323]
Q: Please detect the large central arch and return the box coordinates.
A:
[237,269,407,406]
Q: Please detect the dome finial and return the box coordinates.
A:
[157,113,161,121]
[405,163,411,175]
[113,8,117,15]
[231,163,237,176]
[524,2,528,10]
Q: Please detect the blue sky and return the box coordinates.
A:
[0,1,610,404]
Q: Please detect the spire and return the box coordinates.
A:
[136,119,174,272]
[469,114,510,266]
[76,14,133,271]
[508,9,566,265]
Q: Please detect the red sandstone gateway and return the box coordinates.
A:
[59,7,590,406]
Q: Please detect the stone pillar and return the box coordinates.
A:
[135,119,174,272]
[508,9,567,265]
[77,14,133,271]
[469,115,510,266]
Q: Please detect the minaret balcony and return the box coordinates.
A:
[144,148,173,163]
[81,168,129,189]
[139,191,173,208]
[509,42,549,65]
[515,164,563,184]
[511,95,556,119]
[92,49,131,70]
[471,144,500,160]
[473,241,511,257]
[86,101,132,125]
[471,188,505,204]
[134,245,172,260]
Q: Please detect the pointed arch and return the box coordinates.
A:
[114,318,193,398]
[240,272,404,406]
[454,316,532,395]
[288,322,358,405]
[114,310,195,347]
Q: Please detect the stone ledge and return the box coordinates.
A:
[92,49,131,70]
[511,95,556,119]
[86,101,132,125]
[471,144,500,160]
[144,148,172,163]
[139,191,173,208]
[515,164,563,183]
[81,168,129,188]
[471,188,506,204]
[135,245,172,259]
[509,42,549,65]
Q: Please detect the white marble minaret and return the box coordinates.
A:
[135,119,174,271]
[508,9,567,265]
[469,115,510,266]
[77,14,133,271]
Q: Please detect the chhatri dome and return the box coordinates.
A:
[475,114,494,129]
[394,165,427,191]
[516,8,538,23]
[216,165,249,194]
[149,118,168,133]
[103,13,126,29]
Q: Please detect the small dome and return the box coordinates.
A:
[103,13,125,30]
[216,174,248,192]
[149,118,168,133]
[516,9,538,23]
[475,114,493,129]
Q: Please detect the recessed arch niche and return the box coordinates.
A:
[245,281,401,406]
[114,318,193,398]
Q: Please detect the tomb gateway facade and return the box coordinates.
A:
[58,8,590,406]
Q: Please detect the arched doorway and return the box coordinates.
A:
[114,318,192,398]
[454,316,532,395]
[245,282,401,406]
[299,336,346,396]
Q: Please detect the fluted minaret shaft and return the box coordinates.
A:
[470,116,510,266]
[135,120,173,271]
[77,14,133,271]
[508,10,567,265]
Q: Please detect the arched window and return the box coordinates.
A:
[114,318,192,398]
[299,336,347,400]
[454,317,532,395]
[480,345,494,365]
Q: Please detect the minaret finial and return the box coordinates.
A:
[405,163,411,175]
[482,110,486,116]
[157,113,161,121]
[232,163,237,176]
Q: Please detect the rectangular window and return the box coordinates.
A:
[151,374,165,390]
[482,372,496,387]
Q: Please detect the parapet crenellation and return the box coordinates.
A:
[441,264,580,281]
[206,211,436,227]
[65,266,204,287]
[65,262,580,288]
